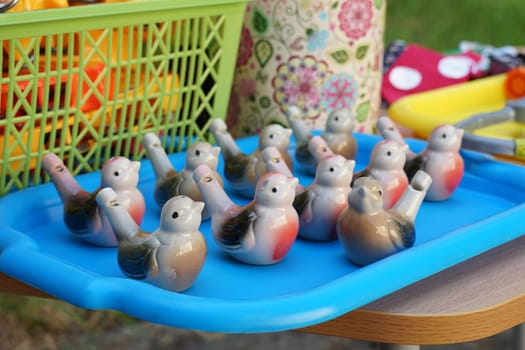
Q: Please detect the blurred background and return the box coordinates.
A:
[1,0,522,349]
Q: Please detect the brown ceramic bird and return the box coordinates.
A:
[286,106,357,175]
[96,188,207,292]
[337,170,431,266]
[142,132,223,220]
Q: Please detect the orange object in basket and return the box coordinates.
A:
[6,0,68,11]
[0,62,113,118]
[505,67,525,99]
[3,0,69,62]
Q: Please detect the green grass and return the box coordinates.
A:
[385,0,524,51]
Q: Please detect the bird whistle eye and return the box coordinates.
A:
[321,147,328,152]
[55,165,64,172]
[203,176,213,183]
[109,199,119,207]
[272,157,280,163]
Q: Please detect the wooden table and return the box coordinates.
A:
[3,233,525,349]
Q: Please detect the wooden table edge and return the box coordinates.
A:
[301,293,525,345]
[2,271,524,345]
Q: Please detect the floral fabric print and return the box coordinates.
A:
[227,0,386,137]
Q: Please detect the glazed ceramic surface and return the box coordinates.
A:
[4,133,525,333]
[287,107,357,174]
[42,153,145,247]
[337,170,431,266]
[96,189,206,292]
[294,155,355,241]
[378,117,465,201]
[352,139,409,209]
[210,118,293,197]
[142,132,223,220]
[193,164,298,265]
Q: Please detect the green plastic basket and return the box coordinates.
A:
[0,0,247,195]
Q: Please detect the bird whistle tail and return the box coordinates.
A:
[393,170,432,223]
[210,118,228,134]
[193,164,217,184]
[42,152,84,201]
[308,136,334,162]
[141,132,174,180]
[376,116,408,144]
[411,170,432,193]
[261,146,293,176]
[141,132,162,150]
[96,187,139,241]
[95,187,119,207]
[285,106,301,121]
[209,119,241,157]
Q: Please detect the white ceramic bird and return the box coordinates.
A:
[142,132,223,220]
[337,170,432,266]
[42,153,145,247]
[96,188,207,293]
[210,118,293,198]
[293,155,355,241]
[193,164,299,265]
[352,139,409,209]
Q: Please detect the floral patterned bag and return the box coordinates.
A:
[226,0,386,137]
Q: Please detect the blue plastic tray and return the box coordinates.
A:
[2,133,525,333]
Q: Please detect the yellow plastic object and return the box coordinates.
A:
[388,74,508,139]
[0,0,247,195]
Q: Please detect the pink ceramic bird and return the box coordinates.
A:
[337,170,432,266]
[352,139,409,209]
[142,132,223,220]
[210,118,293,198]
[403,125,464,201]
[42,153,145,247]
[96,189,206,292]
[193,164,299,265]
[293,155,355,241]
[376,117,465,201]
[286,106,357,173]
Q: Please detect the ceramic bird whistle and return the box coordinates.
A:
[294,154,355,241]
[404,124,464,201]
[352,139,409,209]
[193,164,299,265]
[210,118,293,198]
[96,188,207,293]
[42,152,145,247]
[323,108,358,160]
[337,170,431,266]
[286,106,355,174]
[142,132,223,220]
[376,116,417,160]
[376,117,464,201]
